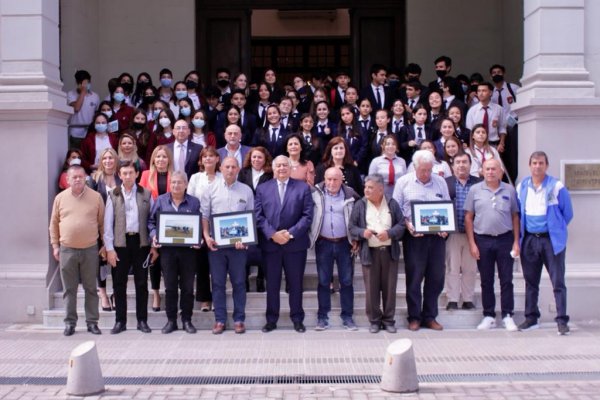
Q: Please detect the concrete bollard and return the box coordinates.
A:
[380,338,419,393]
[66,341,105,396]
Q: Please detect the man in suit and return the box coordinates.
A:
[168,119,203,179]
[330,70,351,112]
[217,124,251,168]
[255,155,314,333]
[428,55,453,91]
[360,64,394,114]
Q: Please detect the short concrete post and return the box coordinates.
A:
[66,341,105,396]
[380,338,418,393]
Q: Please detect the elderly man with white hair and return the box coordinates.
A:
[393,150,451,331]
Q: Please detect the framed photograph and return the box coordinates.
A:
[210,210,258,248]
[157,212,202,246]
[411,201,456,234]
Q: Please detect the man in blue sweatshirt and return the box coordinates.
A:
[516,151,574,335]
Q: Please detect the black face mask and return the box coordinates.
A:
[185,80,198,90]
[121,82,133,93]
[144,95,156,104]
[492,75,504,83]
[132,122,145,130]
[435,70,447,78]
[470,84,478,92]
[217,79,229,88]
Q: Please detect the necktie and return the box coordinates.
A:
[394,120,400,133]
[409,100,415,109]
[378,133,385,146]
[178,144,185,172]
[361,120,368,130]
[387,158,395,185]
[444,99,448,109]
[376,87,382,109]
[482,106,489,133]
[260,104,266,118]
[271,127,278,142]
[305,135,311,145]
[319,124,325,134]
[282,116,288,128]
[278,181,285,204]
[417,127,423,142]
[497,88,504,107]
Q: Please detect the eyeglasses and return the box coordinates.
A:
[174,126,189,131]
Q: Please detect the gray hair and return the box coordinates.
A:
[364,174,384,186]
[171,170,188,185]
[412,149,435,168]
[221,156,240,167]
[273,155,291,166]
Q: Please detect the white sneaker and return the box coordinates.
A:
[503,315,518,332]
[477,316,496,330]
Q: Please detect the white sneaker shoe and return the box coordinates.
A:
[503,315,518,332]
[477,316,496,330]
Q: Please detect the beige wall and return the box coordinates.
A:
[406,0,523,84]
[60,0,195,98]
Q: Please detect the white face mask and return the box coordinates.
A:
[159,117,171,128]
[102,109,113,119]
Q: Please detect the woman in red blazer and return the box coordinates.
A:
[79,112,118,172]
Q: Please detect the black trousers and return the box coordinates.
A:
[111,234,150,324]
[160,247,197,322]
[195,245,212,302]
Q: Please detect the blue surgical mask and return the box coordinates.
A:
[153,109,161,118]
[180,107,191,117]
[175,90,188,100]
[86,83,92,91]
[113,92,125,102]
[461,84,468,93]
[192,119,205,129]
[95,123,108,133]
[160,78,172,88]
[102,110,113,119]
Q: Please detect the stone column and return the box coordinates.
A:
[0,0,71,323]
[513,0,600,320]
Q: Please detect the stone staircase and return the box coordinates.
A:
[43,250,526,330]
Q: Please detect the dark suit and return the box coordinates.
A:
[398,124,432,164]
[360,85,395,113]
[253,125,288,159]
[167,140,203,179]
[216,144,252,167]
[255,178,314,324]
[237,167,273,193]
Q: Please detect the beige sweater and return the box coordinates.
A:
[49,187,105,249]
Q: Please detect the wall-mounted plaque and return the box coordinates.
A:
[562,161,600,192]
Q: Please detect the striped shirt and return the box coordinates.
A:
[393,172,450,221]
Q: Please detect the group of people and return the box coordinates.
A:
[49,57,573,336]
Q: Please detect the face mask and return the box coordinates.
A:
[192,119,205,129]
[217,79,229,88]
[144,95,156,104]
[95,123,108,133]
[175,90,188,100]
[121,82,133,93]
[132,122,145,130]
[86,83,92,91]
[102,110,113,119]
[113,92,125,102]
[461,84,468,93]
[387,79,399,88]
[492,75,504,83]
[159,117,171,128]
[435,70,447,78]
[185,80,198,90]
[153,109,161,118]
[160,78,172,88]
[180,107,191,117]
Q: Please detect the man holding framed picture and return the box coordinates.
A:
[148,171,201,334]
[393,150,451,331]
[202,157,254,334]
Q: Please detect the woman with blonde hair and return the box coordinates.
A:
[118,133,147,173]
[139,145,174,311]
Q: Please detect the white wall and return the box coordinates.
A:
[585,0,600,96]
[61,0,195,98]
[406,0,523,84]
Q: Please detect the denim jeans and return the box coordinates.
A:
[208,248,247,323]
[315,239,354,321]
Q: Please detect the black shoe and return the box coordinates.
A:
[558,323,570,336]
[462,301,476,310]
[182,321,197,334]
[518,319,539,331]
[161,320,178,334]
[87,323,102,335]
[293,322,306,333]
[63,325,75,336]
[246,279,250,292]
[152,307,161,312]
[110,321,127,334]
[446,302,459,310]
[137,321,152,333]
[383,324,397,333]
[256,278,265,293]
[369,323,380,333]
[262,322,277,333]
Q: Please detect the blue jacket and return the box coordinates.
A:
[517,175,573,255]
